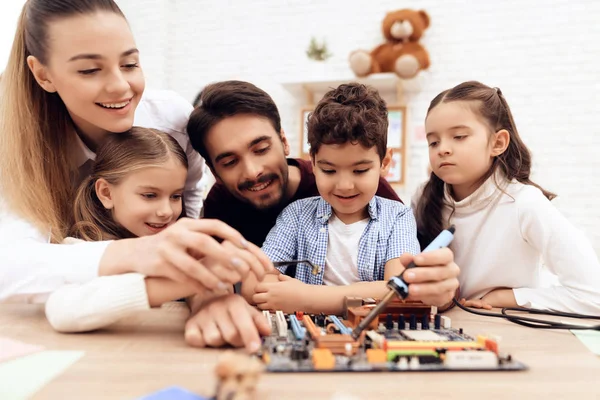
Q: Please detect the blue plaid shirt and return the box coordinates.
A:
[261,196,420,285]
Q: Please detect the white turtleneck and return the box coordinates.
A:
[412,174,600,315]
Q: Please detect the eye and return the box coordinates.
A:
[221,159,237,168]
[320,169,335,175]
[122,63,139,70]
[254,146,270,155]
[171,194,183,201]
[354,169,369,174]
[141,193,156,199]
[78,68,100,75]
[428,141,438,147]
[454,135,466,140]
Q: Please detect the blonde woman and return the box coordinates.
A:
[0,0,272,352]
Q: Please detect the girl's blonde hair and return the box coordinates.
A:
[0,0,125,243]
[71,127,188,241]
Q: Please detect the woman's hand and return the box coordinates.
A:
[100,218,273,292]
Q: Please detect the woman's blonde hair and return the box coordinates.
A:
[0,0,125,243]
[71,127,188,241]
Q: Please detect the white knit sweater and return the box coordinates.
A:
[412,175,600,314]
[45,238,150,332]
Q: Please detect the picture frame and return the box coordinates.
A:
[299,107,313,158]
[385,105,407,184]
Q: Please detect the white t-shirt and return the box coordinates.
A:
[412,174,600,314]
[323,215,369,286]
[0,89,203,303]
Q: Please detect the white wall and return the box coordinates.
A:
[118,0,600,254]
[0,1,27,72]
[4,1,599,254]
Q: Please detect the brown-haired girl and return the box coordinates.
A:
[413,80,600,314]
[47,127,204,332]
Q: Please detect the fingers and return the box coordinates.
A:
[185,294,268,353]
[175,231,245,282]
[278,274,293,281]
[178,218,247,247]
[252,293,269,305]
[230,305,265,353]
[159,245,222,290]
[221,240,266,281]
[460,298,492,310]
[253,309,273,336]
[403,263,460,284]
[184,322,206,348]
[409,277,458,298]
[413,247,454,266]
[213,308,244,348]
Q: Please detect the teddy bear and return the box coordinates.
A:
[349,9,431,79]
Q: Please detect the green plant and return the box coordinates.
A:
[306,37,332,61]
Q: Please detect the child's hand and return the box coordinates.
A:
[460,297,493,310]
[252,274,309,313]
[480,288,517,308]
[399,248,460,307]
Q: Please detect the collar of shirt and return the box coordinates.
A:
[315,196,378,224]
[73,132,97,169]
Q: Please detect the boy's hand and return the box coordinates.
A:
[252,274,308,313]
[399,248,460,307]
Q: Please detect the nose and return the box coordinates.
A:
[241,158,264,181]
[437,140,452,157]
[336,173,355,191]
[105,68,130,95]
[155,199,174,219]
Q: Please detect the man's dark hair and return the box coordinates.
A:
[307,82,388,160]
[187,80,282,167]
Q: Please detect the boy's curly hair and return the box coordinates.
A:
[307,82,388,160]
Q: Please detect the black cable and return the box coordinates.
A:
[452,299,600,330]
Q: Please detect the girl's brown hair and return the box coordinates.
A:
[70,127,188,241]
[416,81,556,245]
[0,0,126,243]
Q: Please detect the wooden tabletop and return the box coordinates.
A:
[1,303,598,400]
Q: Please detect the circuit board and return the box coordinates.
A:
[257,298,527,373]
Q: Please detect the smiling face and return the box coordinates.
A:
[96,157,186,237]
[28,11,145,148]
[425,101,498,200]
[313,142,386,224]
[203,114,291,210]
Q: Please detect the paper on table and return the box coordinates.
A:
[0,337,45,363]
[571,330,600,356]
[0,350,84,400]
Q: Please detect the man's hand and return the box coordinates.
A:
[252,274,309,313]
[399,248,460,307]
[184,294,271,353]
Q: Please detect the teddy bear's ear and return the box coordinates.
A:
[418,10,430,28]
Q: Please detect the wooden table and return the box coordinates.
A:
[1,303,598,399]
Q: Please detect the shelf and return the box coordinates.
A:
[280,72,422,105]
